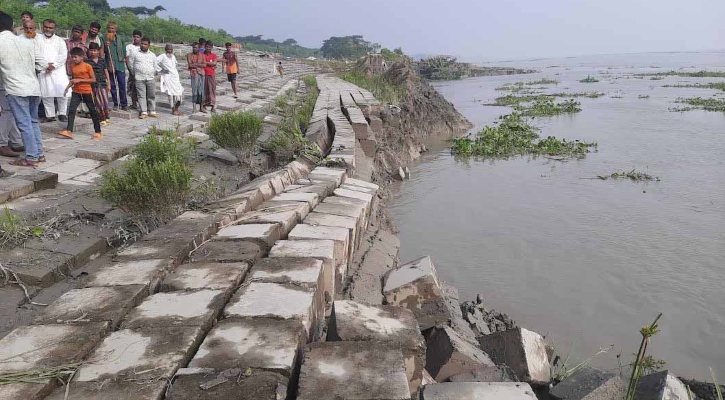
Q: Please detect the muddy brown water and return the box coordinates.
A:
[390,51,725,380]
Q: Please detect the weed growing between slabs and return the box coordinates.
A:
[339,70,406,104]
[207,111,264,166]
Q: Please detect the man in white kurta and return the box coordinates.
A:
[155,44,184,115]
[35,19,70,122]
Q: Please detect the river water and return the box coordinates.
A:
[390,51,725,380]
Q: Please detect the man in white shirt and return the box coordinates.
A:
[155,44,184,115]
[35,19,70,123]
[129,37,157,119]
[125,30,142,110]
[0,12,48,167]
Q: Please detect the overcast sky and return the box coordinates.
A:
[108,0,725,61]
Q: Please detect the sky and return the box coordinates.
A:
[108,0,725,62]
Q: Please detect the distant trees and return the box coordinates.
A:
[321,35,380,59]
[114,5,167,17]
[282,38,297,46]
[233,35,316,58]
[416,55,467,80]
[380,47,406,62]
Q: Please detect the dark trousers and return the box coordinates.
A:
[127,72,138,105]
[67,93,101,133]
[109,70,127,107]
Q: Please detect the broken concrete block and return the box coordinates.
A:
[442,283,478,342]
[215,223,282,251]
[635,370,691,400]
[32,286,147,328]
[269,240,336,303]
[188,318,306,377]
[167,367,289,400]
[162,261,250,292]
[256,200,311,221]
[269,191,320,208]
[328,300,426,394]
[420,382,537,399]
[190,240,264,263]
[383,256,451,331]
[235,209,299,237]
[550,367,625,400]
[122,289,227,330]
[448,364,518,383]
[0,323,108,374]
[426,326,495,382]
[224,282,322,340]
[204,191,253,217]
[297,341,411,400]
[250,257,324,291]
[478,327,551,387]
[237,177,276,202]
[209,148,238,165]
[85,258,169,292]
[292,179,337,197]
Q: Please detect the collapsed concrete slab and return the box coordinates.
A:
[297,341,411,400]
[478,327,551,387]
[635,370,691,400]
[237,177,276,202]
[426,326,495,382]
[122,289,227,330]
[269,240,336,303]
[292,179,337,197]
[383,256,451,331]
[224,282,322,340]
[442,283,479,342]
[234,209,299,237]
[447,364,518,383]
[0,323,108,374]
[84,258,169,292]
[188,318,306,377]
[420,382,537,399]
[190,240,263,263]
[32,286,147,328]
[328,300,426,394]
[215,223,282,251]
[550,367,625,400]
[167,367,289,400]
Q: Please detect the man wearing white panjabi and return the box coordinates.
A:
[155,44,184,116]
[35,19,70,122]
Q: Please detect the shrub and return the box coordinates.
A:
[206,112,263,165]
[99,131,194,218]
[339,70,405,105]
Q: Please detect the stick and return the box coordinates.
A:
[0,262,47,306]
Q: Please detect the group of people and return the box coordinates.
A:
[0,10,241,176]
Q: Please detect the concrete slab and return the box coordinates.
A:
[32,286,147,328]
[269,192,320,208]
[328,300,426,394]
[188,318,306,377]
[256,200,311,221]
[635,370,691,400]
[203,191,253,217]
[314,201,365,230]
[333,187,373,205]
[167,368,289,400]
[448,365,518,383]
[550,367,626,400]
[426,326,495,382]
[0,382,56,400]
[122,289,227,330]
[235,209,299,237]
[74,326,201,384]
[237,178,275,202]
[304,211,358,250]
[383,256,450,331]
[0,178,35,202]
[297,341,411,400]
[0,247,75,287]
[46,379,167,400]
[269,240,336,303]
[85,258,169,292]
[308,169,346,187]
[225,282,321,339]
[162,261,250,292]
[250,257,324,290]
[215,223,282,251]
[420,382,537,399]
[190,239,264,263]
[288,224,350,269]
[113,240,189,268]
[343,177,380,192]
[340,183,376,195]
[478,327,551,387]
[0,323,109,373]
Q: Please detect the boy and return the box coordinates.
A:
[276,61,284,77]
[202,41,217,113]
[86,42,111,125]
[59,47,102,140]
[221,42,238,98]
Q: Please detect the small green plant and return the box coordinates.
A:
[450,113,597,159]
[712,368,724,400]
[339,70,405,104]
[207,111,264,166]
[518,98,582,117]
[636,70,725,78]
[0,207,40,247]
[99,131,194,218]
[675,97,725,112]
[626,313,662,400]
[552,344,613,381]
[597,169,660,182]
[579,75,600,83]
[663,82,725,91]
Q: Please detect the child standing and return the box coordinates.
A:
[59,47,102,140]
[276,61,284,77]
[86,43,111,125]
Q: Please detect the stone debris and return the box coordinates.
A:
[167,367,289,400]
[461,294,517,335]
[209,148,239,165]
[447,364,519,383]
[549,367,625,400]
[296,341,411,400]
[635,370,692,400]
[420,382,537,399]
[478,327,552,387]
[425,325,495,382]
[327,300,426,394]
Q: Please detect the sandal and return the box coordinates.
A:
[38,156,46,163]
[10,158,38,167]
